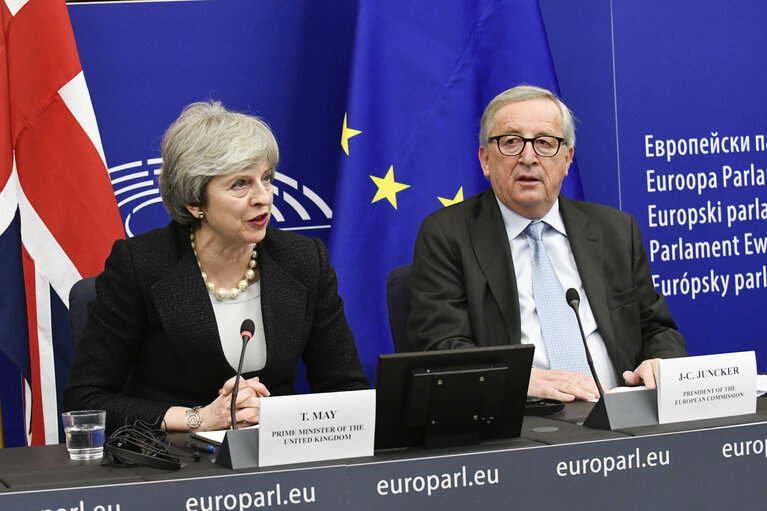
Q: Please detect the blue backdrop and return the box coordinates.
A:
[63,0,765,383]
[541,0,767,369]
[68,0,356,242]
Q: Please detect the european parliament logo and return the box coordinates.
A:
[108,159,333,238]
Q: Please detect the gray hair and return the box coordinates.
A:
[159,100,279,224]
[479,85,575,149]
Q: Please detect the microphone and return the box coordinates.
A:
[231,319,255,430]
[565,288,606,397]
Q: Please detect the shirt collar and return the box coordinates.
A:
[496,197,566,240]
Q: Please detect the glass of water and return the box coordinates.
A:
[61,410,106,460]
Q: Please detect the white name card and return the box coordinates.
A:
[258,389,375,467]
[657,351,756,424]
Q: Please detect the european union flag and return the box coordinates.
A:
[330,0,583,379]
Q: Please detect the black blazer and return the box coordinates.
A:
[64,222,369,432]
[407,189,687,381]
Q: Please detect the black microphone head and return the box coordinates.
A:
[566,288,580,308]
[240,319,255,341]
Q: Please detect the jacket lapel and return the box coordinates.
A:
[559,197,615,346]
[151,229,235,393]
[258,236,308,372]
[467,190,521,343]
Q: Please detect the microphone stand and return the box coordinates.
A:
[566,289,658,430]
[216,320,261,469]
[230,338,248,430]
[568,294,605,398]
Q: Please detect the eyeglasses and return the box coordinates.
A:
[487,135,565,157]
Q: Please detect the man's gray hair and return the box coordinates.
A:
[479,85,575,148]
[159,100,279,224]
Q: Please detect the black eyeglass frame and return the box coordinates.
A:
[487,135,566,158]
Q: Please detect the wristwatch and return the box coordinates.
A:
[185,406,203,429]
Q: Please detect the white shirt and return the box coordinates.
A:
[497,197,619,389]
[210,281,267,373]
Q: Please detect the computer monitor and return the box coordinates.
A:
[374,345,534,450]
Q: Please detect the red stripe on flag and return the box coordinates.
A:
[6,0,81,142]
[16,96,123,277]
[0,5,12,189]
[21,244,44,445]
[2,0,124,447]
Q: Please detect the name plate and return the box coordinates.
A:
[258,389,375,467]
[657,351,756,424]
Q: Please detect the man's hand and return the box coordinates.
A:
[528,367,602,402]
[623,358,660,389]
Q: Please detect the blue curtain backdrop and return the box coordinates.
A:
[4,0,764,448]
[330,0,583,381]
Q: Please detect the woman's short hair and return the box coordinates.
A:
[479,85,576,149]
[159,100,279,224]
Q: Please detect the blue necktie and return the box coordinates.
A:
[525,221,591,375]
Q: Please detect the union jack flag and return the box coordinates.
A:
[0,0,123,447]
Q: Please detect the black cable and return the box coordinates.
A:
[103,418,200,470]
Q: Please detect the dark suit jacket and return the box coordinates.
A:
[64,222,369,433]
[408,189,687,381]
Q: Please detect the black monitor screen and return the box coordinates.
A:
[374,345,534,450]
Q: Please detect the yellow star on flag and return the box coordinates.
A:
[341,113,361,155]
[438,187,464,207]
[370,165,410,209]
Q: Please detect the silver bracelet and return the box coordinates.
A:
[185,406,203,430]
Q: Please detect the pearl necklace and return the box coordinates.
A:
[190,230,257,301]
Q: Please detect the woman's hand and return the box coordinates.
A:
[197,391,237,431]
[216,375,271,427]
[162,376,270,431]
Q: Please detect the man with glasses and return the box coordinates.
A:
[407,85,686,402]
